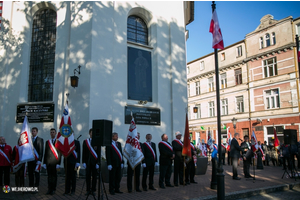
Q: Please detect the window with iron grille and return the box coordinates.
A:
[127,15,148,45]
[263,57,277,78]
[235,68,242,85]
[28,9,56,102]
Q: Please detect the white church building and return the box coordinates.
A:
[0,1,194,155]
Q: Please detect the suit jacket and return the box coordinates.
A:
[82,138,99,166]
[65,140,80,164]
[158,141,174,166]
[0,144,12,166]
[241,141,253,159]
[142,141,157,166]
[230,138,242,158]
[43,139,62,166]
[32,136,44,163]
[172,140,183,161]
[106,141,124,167]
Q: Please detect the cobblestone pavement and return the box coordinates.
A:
[1,164,300,200]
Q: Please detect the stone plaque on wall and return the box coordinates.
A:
[125,106,160,125]
[127,47,152,101]
[16,103,55,123]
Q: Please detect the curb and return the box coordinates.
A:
[191,182,300,200]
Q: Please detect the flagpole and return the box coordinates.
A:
[65,93,69,195]
[211,1,225,199]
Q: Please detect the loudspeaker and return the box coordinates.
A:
[283,129,297,145]
[92,119,113,146]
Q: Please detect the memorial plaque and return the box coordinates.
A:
[16,103,55,123]
[128,47,152,102]
[125,106,160,125]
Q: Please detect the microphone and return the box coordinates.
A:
[77,135,82,140]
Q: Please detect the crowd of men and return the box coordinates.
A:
[0,129,198,196]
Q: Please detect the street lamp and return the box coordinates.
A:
[193,106,198,113]
[231,117,237,133]
[70,65,81,88]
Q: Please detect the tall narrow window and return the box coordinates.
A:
[265,33,270,47]
[265,89,280,109]
[127,15,148,45]
[272,32,276,45]
[235,68,242,85]
[236,96,244,113]
[260,37,264,49]
[200,61,205,71]
[208,77,214,92]
[28,9,57,102]
[236,45,242,57]
[196,104,201,119]
[221,99,228,115]
[220,73,227,89]
[263,57,277,77]
[195,81,200,95]
[209,101,215,117]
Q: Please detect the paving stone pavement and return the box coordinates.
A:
[1,164,300,200]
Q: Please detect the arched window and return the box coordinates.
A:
[272,32,276,45]
[28,9,56,102]
[127,15,148,45]
[260,37,264,49]
[265,33,270,47]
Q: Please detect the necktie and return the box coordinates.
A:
[53,139,55,145]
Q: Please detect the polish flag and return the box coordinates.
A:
[55,104,75,157]
[274,127,280,150]
[226,129,232,151]
[251,130,258,152]
[209,9,224,50]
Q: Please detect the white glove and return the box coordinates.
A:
[56,164,60,169]
[155,162,159,167]
[142,163,146,168]
[96,164,99,169]
[82,163,86,169]
[43,164,46,169]
[37,161,41,165]
[121,164,124,169]
[108,165,112,171]
[75,163,80,168]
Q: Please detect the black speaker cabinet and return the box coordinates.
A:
[283,129,297,145]
[92,119,113,146]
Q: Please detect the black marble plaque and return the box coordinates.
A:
[125,106,160,125]
[16,103,55,123]
[128,47,152,101]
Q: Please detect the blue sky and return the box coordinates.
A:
[186,1,300,63]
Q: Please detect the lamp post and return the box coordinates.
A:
[231,117,237,133]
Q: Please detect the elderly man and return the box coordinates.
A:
[0,136,12,188]
[230,132,244,180]
[172,131,184,186]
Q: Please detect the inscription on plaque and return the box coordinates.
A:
[125,106,160,125]
[16,103,55,123]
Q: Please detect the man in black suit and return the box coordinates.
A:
[241,135,253,178]
[127,132,143,193]
[82,128,99,196]
[142,133,158,191]
[64,139,80,195]
[230,132,243,180]
[28,127,44,190]
[106,132,124,195]
[43,128,62,195]
[172,131,184,186]
[158,134,175,188]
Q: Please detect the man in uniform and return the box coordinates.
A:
[158,134,175,188]
[230,132,243,180]
[28,127,44,191]
[82,128,99,196]
[43,128,62,195]
[64,139,80,195]
[172,131,184,186]
[106,132,124,195]
[142,133,158,191]
[127,132,142,193]
[0,136,12,188]
[241,135,253,178]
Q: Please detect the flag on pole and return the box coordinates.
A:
[251,130,258,152]
[16,116,35,168]
[182,113,192,158]
[226,129,232,151]
[123,117,144,169]
[209,9,224,50]
[273,127,280,150]
[55,104,75,157]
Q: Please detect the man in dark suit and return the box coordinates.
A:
[64,139,80,195]
[142,133,158,191]
[172,131,184,186]
[106,132,124,195]
[158,134,175,188]
[127,132,142,193]
[82,128,99,196]
[230,132,243,180]
[43,128,62,195]
[28,127,44,190]
[241,135,253,178]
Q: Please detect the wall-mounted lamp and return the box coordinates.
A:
[70,65,81,88]
[193,106,198,113]
[231,117,237,130]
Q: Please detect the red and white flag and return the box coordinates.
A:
[123,117,144,169]
[226,129,232,151]
[251,130,258,152]
[182,113,191,158]
[55,104,75,157]
[209,9,224,50]
[273,127,280,150]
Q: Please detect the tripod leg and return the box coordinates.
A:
[102,174,108,200]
